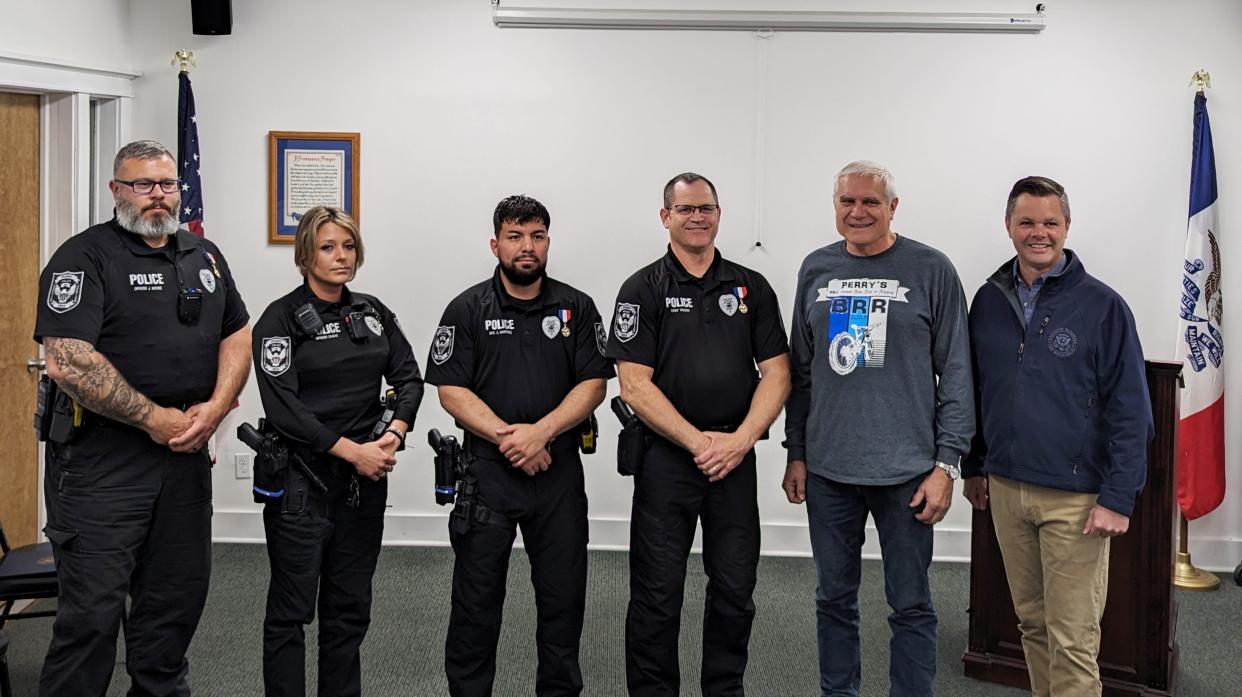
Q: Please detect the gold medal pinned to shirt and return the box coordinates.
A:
[203,250,222,278]
[559,308,572,336]
[734,285,749,313]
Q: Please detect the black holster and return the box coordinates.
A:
[34,375,79,444]
[617,423,649,477]
[448,473,491,536]
[280,466,312,514]
[612,397,649,477]
[239,420,327,505]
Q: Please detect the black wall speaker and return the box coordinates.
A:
[191,0,232,36]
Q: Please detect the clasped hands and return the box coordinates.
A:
[150,400,230,454]
[497,423,554,476]
[693,430,755,483]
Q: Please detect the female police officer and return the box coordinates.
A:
[252,205,423,696]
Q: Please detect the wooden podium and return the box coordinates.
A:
[963,360,1181,696]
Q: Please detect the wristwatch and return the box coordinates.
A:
[935,461,960,481]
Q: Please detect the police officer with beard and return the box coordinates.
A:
[252,206,423,697]
[34,140,252,696]
[427,195,613,697]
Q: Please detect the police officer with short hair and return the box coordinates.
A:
[252,205,423,697]
[34,139,252,696]
[427,195,613,697]
[607,173,790,697]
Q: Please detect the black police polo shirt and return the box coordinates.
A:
[34,219,249,406]
[425,268,614,426]
[253,283,424,452]
[605,246,788,430]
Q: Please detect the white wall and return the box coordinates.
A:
[100,0,1242,569]
[0,0,132,70]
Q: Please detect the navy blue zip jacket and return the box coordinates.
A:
[963,251,1153,516]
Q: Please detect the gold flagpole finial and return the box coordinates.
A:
[1190,69,1211,93]
[171,50,197,73]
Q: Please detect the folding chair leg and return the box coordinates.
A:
[0,638,12,697]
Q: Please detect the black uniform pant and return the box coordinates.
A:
[40,423,212,697]
[625,436,760,697]
[445,447,588,697]
[262,470,387,697]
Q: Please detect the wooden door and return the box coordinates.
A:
[0,92,42,547]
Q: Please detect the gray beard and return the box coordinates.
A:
[116,197,181,239]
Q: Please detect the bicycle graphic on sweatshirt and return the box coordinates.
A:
[828,322,877,376]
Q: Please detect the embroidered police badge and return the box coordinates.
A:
[261,337,292,377]
[199,268,217,293]
[614,303,640,343]
[542,316,562,339]
[594,321,608,356]
[47,271,84,314]
[718,293,738,317]
[364,316,383,336]
[432,326,456,365]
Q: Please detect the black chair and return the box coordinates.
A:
[0,630,11,697]
[0,522,59,697]
[0,522,59,631]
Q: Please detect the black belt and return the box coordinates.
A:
[689,424,770,440]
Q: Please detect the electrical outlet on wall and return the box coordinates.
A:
[235,453,253,479]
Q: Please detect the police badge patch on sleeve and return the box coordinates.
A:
[47,271,85,313]
[261,337,292,377]
[614,303,640,343]
[594,321,608,356]
[432,326,456,365]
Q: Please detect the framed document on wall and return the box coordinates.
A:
[268,131,359,244]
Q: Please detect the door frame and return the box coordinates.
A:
[1,49,139,536]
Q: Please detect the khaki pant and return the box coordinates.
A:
[988,475,1110,697]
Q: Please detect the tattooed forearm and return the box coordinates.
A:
[44,337,155,428]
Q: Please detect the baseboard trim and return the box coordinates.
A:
[213,508,1242,571]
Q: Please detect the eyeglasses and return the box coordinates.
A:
[114,178,182,195]
[668,204,719,216]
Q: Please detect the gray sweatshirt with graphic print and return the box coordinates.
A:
[784,235,974,485]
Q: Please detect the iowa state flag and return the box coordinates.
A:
[1175,91,1225,520]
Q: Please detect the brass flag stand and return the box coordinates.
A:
[1174,514,1220,590]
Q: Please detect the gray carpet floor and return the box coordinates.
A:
[3,544,1238,696]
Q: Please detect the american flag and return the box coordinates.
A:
[177,70,205,236]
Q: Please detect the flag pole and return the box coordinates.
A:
[1173,68,1221,592]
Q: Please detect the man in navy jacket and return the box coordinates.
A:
[963,175,1153,697]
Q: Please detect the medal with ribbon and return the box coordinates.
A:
[734,286,749,314]
[203,250,222,278]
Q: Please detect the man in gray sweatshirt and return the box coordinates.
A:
[783,160,974,697]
